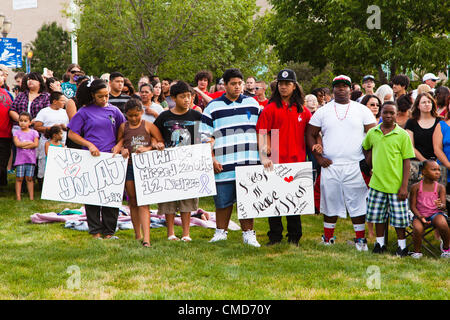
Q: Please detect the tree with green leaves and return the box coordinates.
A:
[17,22,71,79]
[267,0,450,83]
[74,0,280,84]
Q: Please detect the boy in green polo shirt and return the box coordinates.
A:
[362,101,415,257]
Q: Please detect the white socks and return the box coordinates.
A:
[376,237,385,247]
[376,237,406,249]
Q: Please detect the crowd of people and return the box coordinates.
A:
[0,63,449,258]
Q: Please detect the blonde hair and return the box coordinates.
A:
[417,84,432,95]
[305,94,318,103]
[305,94,318,111]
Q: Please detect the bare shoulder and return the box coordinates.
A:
[410,182,419,193]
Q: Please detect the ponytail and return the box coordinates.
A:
[76,78,107,107]
[44,125,63,140]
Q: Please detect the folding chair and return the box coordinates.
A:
[405,210,450,258]
[402,163,449,257]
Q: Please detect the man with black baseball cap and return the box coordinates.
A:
[306,75,376,251]
[256,68,313,246]
[277,68,297,82]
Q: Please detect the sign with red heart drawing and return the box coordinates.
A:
[236,162,315,219]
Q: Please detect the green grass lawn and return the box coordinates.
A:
[0,173,448,300]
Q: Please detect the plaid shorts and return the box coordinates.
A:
[366,187,409,228]
[16,164,35,178]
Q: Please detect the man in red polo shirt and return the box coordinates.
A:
[256,69,312,246]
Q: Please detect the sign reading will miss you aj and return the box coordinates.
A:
[236,162,315,219]
[42,147,127,208]
[132,143,217,206]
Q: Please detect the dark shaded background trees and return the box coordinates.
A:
[267,0,450,84]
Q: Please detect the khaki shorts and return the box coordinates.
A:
[157,198,199,215]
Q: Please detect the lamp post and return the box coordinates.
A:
[24,43,33,73]
[0,12,12,38]
[68,0,79,64]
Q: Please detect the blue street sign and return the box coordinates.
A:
[16,42,22,68]
[0,38,22,69]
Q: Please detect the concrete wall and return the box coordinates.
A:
[1,0,70,85]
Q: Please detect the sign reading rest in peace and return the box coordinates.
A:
[236,162,315,219]
[42,147,127,208]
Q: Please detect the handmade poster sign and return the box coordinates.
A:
[41,147,127,208]
[236,162,315,219]
[132,143,216,206]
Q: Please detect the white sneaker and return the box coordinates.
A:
[354,238,369,252]
[242,230,260,247]
[440,239,450,258]
[410,252,423,259]
[209,229,228,242]
[320,235,336,245]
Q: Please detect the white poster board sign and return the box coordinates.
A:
[13,0,38,10]
[236,162,315,219]
[42,147,127,208]
[132,143,217,206]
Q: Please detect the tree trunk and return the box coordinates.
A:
[390,62,397,80]
[377,65,387,84]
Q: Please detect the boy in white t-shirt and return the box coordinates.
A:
[306,75,376,251]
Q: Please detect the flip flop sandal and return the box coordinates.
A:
[181,236,192,242]
[142,242,151,248]
[167,235,180,241]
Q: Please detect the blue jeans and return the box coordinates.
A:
[213,181,236,209]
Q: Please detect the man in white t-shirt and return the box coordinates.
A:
[306,75,376,251]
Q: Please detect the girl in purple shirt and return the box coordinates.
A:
[68,79,126,239]
[13,112,39,201]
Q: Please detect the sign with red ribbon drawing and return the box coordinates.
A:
[132,143,216,206]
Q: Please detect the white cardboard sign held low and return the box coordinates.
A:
[236,162,315,219]
[132,143,217,206]
[41,146,127,208]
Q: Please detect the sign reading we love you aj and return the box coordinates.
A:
[236,162,315,219]
[41,147,127,208]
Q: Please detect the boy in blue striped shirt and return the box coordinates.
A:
[200,68,261,247]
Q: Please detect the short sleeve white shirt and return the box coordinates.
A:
[142,102,164,123]
[309,100,376,164]
[34,107,69,143]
